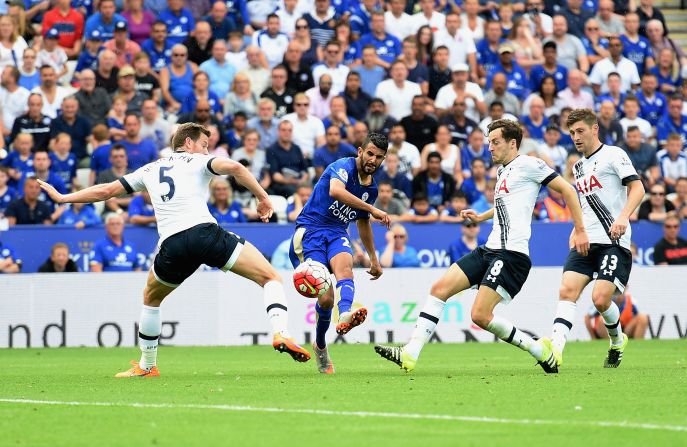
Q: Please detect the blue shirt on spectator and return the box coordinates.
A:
[636,91,668,127]
[18,171,68,210]
[358,32,401,65]
[0,241,20,269]
[50,115,93,160]
[322,117,357,140]
[57,204,101,227]
[313,143,358,173]
[2,153,33,188]
[225,0,249,27]
[49,152,78,187]
[72,0,94,16]
[529,64,568,92]
[90,236,141,271]
[621,34,653,76]
[141,38,173,72]
[352,65,386,97]
[657,115,687,147]
[342,42,361,66]
[392,246,420,267]
[448,236,487,263]
[84,12,127,41]
[180,90,222,115]
[461,176,487,205]
[426,178,445,207]
[349,4,374,36]
[89,143,113,176]
[460,145,493,174]
[375,169,413,200]
[521,115,549,142]
[199,59,237,100]
[0,186,18,215]
[649,66,682,92]
[121,139,158,170]
[19,71,41,90]
[128,195,155,219]
[476,39,502,76]
[207,201,246,223]
[74,46,103,74]
[201,14,238,41]
[487,62,529,100]
[160,7,196,46]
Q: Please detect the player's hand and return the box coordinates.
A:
[573,228,590,256]
[367,260,383,280]
[609,216,629,241]
[371,208,391,229]
[36,179,64,204]
[256,198,274,223]
[460,209,480,223]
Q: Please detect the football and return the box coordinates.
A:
[293,260,331,298]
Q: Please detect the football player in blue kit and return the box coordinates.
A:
[289,132,392,374]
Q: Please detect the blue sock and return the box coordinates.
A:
[315,303,331,348]
[336,278,355,314]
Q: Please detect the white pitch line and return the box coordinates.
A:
[1,398,686,433]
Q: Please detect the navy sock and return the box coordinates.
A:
[315,303,332,348]
[336,278,355,314]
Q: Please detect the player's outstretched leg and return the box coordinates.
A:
[312,288,335,373]
[592,281,628,368]
[230,241,310,362]
[329,253,367,335]
[375,264,470,372]
[116,269,173,378]
[472,287,561,373]
[551,272,590,367]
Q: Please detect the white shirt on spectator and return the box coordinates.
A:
[588,57,640,94]
[619,116,653,141]
[657,148,687,182]
[410,11,445,33]
[433,28,476,68]
[0,37,27,69]
[537,142,569,172]
[31,85,72,119]
[0,86,30,130]
[385,11,415,41]
[281,112,325,159]
[252,30,290,68]
[275,7,301,36]
[374,79,422,121]
[390,141,421,179]
[226,51,248,73]
[311,62,350,96]
[460,14,485,42]
[434,81,483,123]
[37,48,68,74]
[243,66,271,97]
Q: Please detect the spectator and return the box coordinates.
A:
[521,96,549,142]
[90,213,143,271]
[373,179,406,218]
[380,223,420,267]
[387,123,420,179]
[283,41,313,94]
[177,100,229,151]
[31,65,70,119]
[620,97,653,142]
[530,41,569,92]
[486,43,529,102]
[431,10,476,70]
[323,96,356,141]
[589,37,640,96]
[476,21,504,85]
[96,144,133,216]
[652,213,687,265]
[159,44,197,114]
[558,68,594,110]
[462,128,493,177]
[203,1,238,41]
[436,62,485,123]
[351,47,384,100]
[620,12,655,77]
[313,125,357,179]
[88,125,113,185]
[37,242,78,273]
[649,47,682,97]
[536,186,572,221]
[252,14,289,69]
[18,48,40,91]
[121,114,158,171]
[311,41,349,96]
[292,16,321,68]
[3,133,34,188]
[286,183,313,223]
[0,166,17,215]
[305,73,334,121]
[74,70,111,127]
[443,95,481,149]
[595,0,624,38]
[448,219,485,263]
[122,0,156,45]
[543,15,588,72]
[84,0,125,41]
[5,176,54,225]
[260,65,295,119]
[224,72,259,119]
[104,21,142,69]
[535,125,568,173]
[95,49,120,94]
[333,21,361,68]
[440,191,469,224]
[401,193,439,223]
[10,94,51,151]
[266,120,308,197]
[595,71,627,114]
[128,190,156,226]
[48,133,77,188]
[399,95,437,151]
[207,177,246,224]
[483,73,520,117]
[461,158,489,204]
[341,72,372,122]
[561,0,593,38]
[133,53,161,102]
[633,183,675,222]
[420,125,462,181]
[182,20,213,66]
[106,95,127,141]
[412,151,456,210]
[375,150,413,201]
[301,0,338,48]
[658,134,687,192]
[231,129,269,189]
[0,234,21,273]
[581,17,610,67]
[243,46,271,97]
[141,20,173,74]
[247,98,279,150]
[48,96,91,162]
[349,121,370,149]
[365,98,396,137]
[428,45,452,101]
[179,71,221,116]
[375,61,422,122]
[74,30,105,82]
[385,0,414,41]
[509,16,545,71]
[585,288,649,339]
[359,11,401,71]
[281,92,326,159]
[55,201,101,228]
[497,2,515,36]
[657,96,687,149]
[0,66,29,140]
[527,75,566,118]
[637,0,667,37]
[671,177,687,219]
[0,15,28,71]
[139,99,172,153]
[597,99,625,146]
[226,31,248,73]
[160,0,195,46]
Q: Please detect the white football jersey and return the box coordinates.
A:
[572,144,639,250]
[486,155,558,256]
[120,152,218,245]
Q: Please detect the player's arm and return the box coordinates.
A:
[330,178,391,228]
[356,218,382,280]
[547,176,589,256]
[610,179,645,240]
[460,207,494,223]
[36,179,126,204]
[210,157,273,222]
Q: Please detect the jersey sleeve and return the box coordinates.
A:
[119,166,148,194]
[524,156,558,185]
[89,243,104,266]
[327,160,352,186]
[611,148,640,185]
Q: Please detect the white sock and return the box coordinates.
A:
[138,305,161,370]
[551,301,577,353]
[600,302,623,346]
[264,280,290,338]
[487,315,543,359]
[404,295,445,359]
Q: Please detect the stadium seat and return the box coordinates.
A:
[269,195,288,223]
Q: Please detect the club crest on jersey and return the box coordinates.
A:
[573,162,585,179]
[576,175,602,195]
[361,192,369,202]
[337,168,349,182]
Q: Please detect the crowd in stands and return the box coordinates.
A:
[0,0,686,271]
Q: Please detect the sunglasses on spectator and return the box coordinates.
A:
[464,223,477,228]
[295,103,309,107]
[650,191,665,196]
[173,53,186,57]
[664,224,679,229]
[586,27,599,31]
[196,108,211,112]
[296,25,308,30]
[394,234,406,239]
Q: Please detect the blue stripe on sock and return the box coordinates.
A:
[336,278,355,314]
[315,303,332,348]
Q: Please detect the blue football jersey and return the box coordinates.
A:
[296,157,378,230]
[620,35,653,76]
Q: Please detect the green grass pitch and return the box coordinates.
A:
[1,340,685,447]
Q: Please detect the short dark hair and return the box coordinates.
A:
[152,20,167,30]
[450,191,467,201]
[267,13,279,21]
[489,100,504,111]
[626,125,641,134]
[487,119,523,149]
[378,180,393,188]
[171,123,211,149]
[471,157,486,167]
[362,132,388,152]
[412,193,429,204]
[543,41,557,51]
[566,108,598,129]
[427,151,442,162]
[110,143,126,154]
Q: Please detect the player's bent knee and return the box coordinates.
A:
[559,283,580,301]
[471,308,491,329]
[592,293,611,312]
[430,279,453,300]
